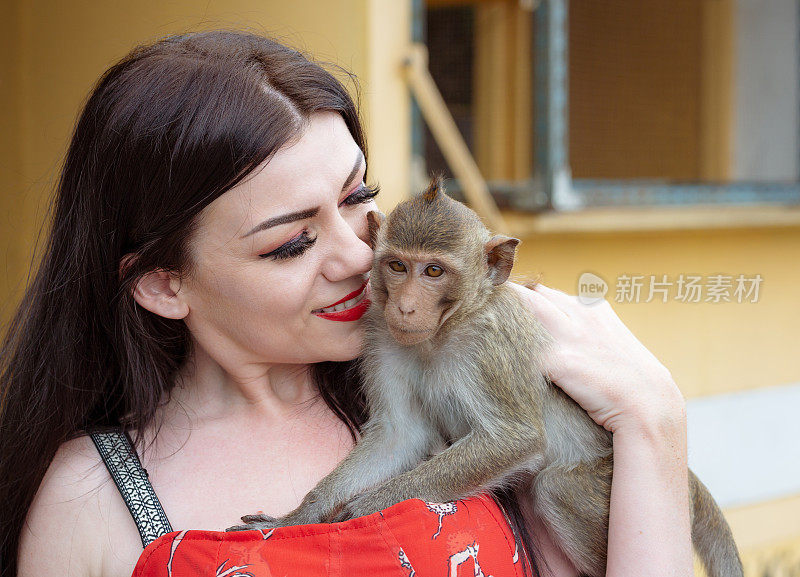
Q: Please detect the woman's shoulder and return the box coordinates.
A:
[18,435,142,577]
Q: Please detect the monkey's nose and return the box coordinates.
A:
[398,305,415,316]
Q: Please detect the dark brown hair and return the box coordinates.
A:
[0,30,368,576]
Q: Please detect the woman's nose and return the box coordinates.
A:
[321,214,374,281]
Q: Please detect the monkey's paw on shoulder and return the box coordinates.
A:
[226,512,284,532]
[227,499,342,531]
[327,489,397,522]
[226,509,326,531]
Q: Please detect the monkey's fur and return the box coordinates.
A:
[231,180,743,577]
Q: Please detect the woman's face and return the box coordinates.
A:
[177,112,377,375]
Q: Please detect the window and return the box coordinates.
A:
[416,0,800,211]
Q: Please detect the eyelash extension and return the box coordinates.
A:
[259,184,378,261]
[341,183,381,206]
[260,231,317,261]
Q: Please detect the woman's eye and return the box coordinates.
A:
[259,231,317,261]
[388,260,406,273]
[425,265,444,277]
[341,183,380,207]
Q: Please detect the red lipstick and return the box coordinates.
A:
[313,281,371,322]
[326,280,368,308]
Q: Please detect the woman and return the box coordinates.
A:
[1,31,691,577]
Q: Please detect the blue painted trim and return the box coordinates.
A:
[526,0,800,210]
[533,0,568,206]
[687,382,800,509]
[572,180,800,206]
[410,0,425,165]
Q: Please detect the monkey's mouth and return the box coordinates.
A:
[389,326,431,334]
[387,324,435,345]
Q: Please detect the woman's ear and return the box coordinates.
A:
[131,268,189,320]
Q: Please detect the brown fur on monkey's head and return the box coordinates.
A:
[383,178,487,259]
[366,178,520,345]
[421,176,445,202]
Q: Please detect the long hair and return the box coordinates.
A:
[0,31,368,576]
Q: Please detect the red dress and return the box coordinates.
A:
[132,495,528,577]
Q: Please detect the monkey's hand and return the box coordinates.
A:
[226,513,282,532]
[226,489,338,531]
[329,486,401,522]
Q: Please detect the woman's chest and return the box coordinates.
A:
[99,415,354,577]
[155,422,352,522]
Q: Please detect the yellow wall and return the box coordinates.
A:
[0,0,24,320]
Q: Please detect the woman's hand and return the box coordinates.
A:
[510,281,686,436]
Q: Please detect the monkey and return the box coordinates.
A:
[229,179,743,577]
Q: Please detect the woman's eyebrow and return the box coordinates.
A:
[241,207,319,238]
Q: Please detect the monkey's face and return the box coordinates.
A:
[374,251,462,346]
[365,180,520,348]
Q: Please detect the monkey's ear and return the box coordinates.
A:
[485,235,520,286]
[366,210,386,249]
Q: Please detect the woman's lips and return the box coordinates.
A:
[313,281,371,322]
[321,280,369,309]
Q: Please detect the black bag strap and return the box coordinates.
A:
[89,429,173,548]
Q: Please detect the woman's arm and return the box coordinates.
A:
[513,283,693,577]
[18,437,107,577]
[607,408,691,576]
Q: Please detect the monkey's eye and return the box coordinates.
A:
[425,265,444,277]
[388,260,407,273]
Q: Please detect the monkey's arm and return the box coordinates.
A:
[334,422,543,521]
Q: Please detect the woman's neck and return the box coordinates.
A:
[162,342,320,429]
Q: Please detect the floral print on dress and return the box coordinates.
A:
[166,530,187,577]
[424,500,459,539]
[447,542,493,577]
[215,560,254,577]
[133,496,526,577]
[398,548,416,577]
